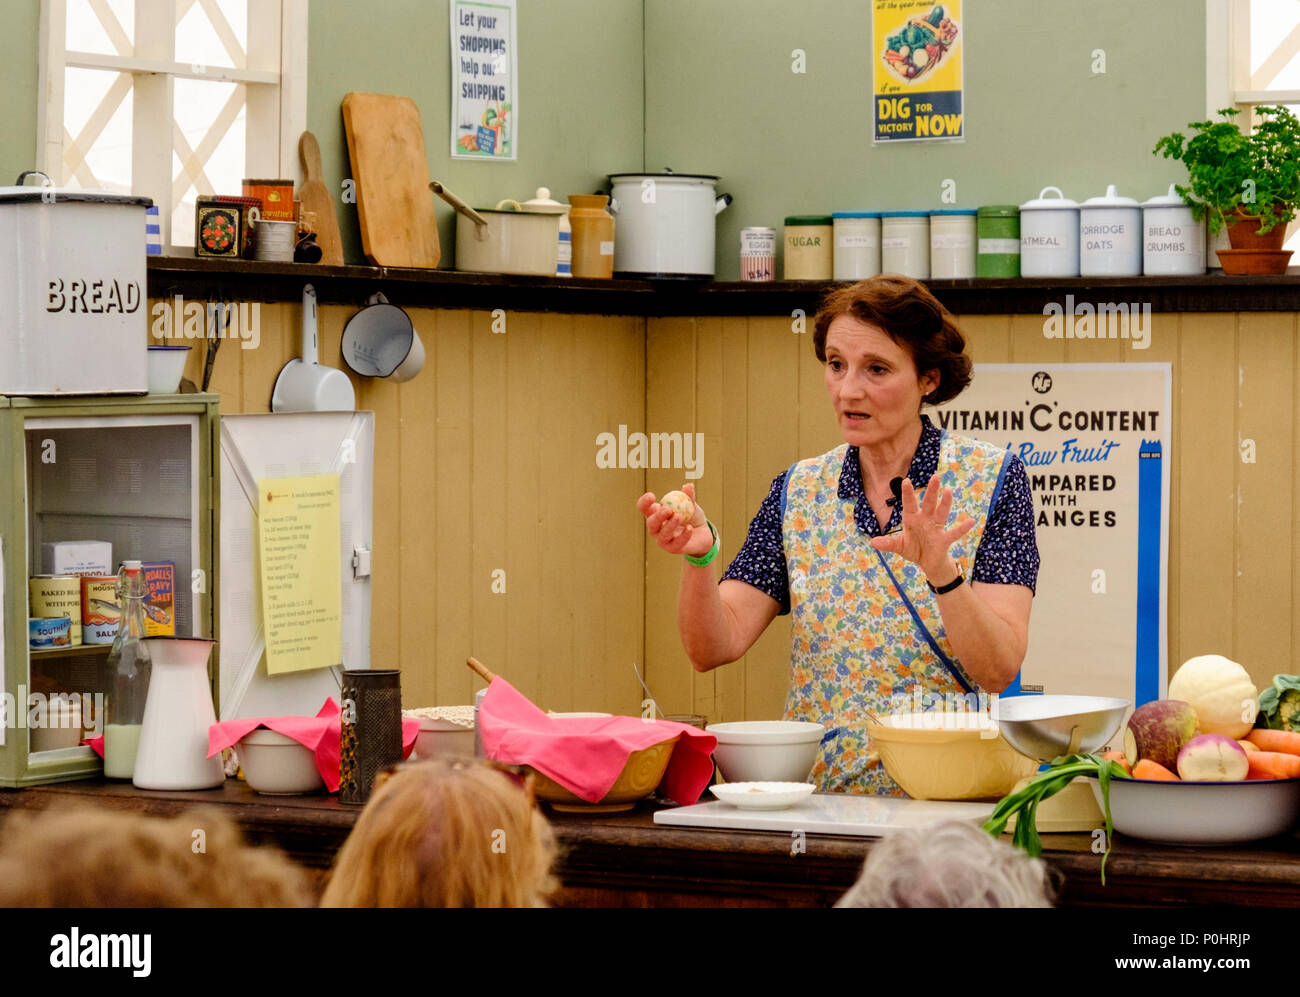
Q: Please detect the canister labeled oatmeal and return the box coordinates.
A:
[30,575,83,645]
[740,227,777,281]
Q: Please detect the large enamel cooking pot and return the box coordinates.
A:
[430,181,558,276]
[607,170,731,278]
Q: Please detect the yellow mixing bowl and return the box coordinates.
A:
[531,735,679,813]
[865,712,1040,800]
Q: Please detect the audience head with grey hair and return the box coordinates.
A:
[835,820,1054,908]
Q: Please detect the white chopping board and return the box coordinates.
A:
[654,793,994,836]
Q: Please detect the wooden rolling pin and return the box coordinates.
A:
[467,656,497,684]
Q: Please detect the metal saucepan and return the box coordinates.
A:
[430,181,558,276]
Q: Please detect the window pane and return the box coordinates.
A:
[62,68,132,193]
[1250,0,1300,85]
[175,0,248,70]
[171,78,246,249]
[65,0,134,57]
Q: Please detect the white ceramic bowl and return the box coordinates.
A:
[710,781,815,810]
[238,729,325,795]
[706,720,824,783]
[146,345,191,393]
[412,719,475,760]
[1089,775,1300,845]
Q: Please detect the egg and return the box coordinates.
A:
[659,490,695,522]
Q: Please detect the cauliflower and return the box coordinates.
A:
[1258,674,1300,731]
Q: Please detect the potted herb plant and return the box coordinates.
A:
[1153,105,1300,273]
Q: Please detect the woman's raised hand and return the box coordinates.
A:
[637,483,713,558]
[869,475,974,579]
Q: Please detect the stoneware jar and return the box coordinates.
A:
[568,194,615,279]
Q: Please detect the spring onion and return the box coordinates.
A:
[982,753,1128,885]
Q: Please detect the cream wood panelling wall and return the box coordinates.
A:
[155,300,647,716]
[154,301,1296,722]
[644,311,1298,722]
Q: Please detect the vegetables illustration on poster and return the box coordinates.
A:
[872,1,964,143]
[932,363,1171,706]
[450,0,517,161]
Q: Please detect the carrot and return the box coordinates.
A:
[1246,729,1300,756]
[1101,750,1132,776]
[1132,759,1179,780]
[1246,750,1300,780]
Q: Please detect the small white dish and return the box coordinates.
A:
[709,781,815,811]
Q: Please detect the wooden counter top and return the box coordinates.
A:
[3,779,1299,907]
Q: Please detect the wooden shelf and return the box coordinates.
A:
[147,256,1300,316]
[29,643,111,662]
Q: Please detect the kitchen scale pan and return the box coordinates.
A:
[993,694,1130,832]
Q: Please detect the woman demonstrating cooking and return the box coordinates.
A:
[638,275,1039,795]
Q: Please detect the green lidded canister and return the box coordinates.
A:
[977,205,1020,278]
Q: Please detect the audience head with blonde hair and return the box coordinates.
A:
[0,805,313,907]
[321,757,558,908]
[835,820,1054,908]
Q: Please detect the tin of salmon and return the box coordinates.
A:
[81,576,120,644]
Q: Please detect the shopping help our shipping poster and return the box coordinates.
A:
[451,0,517,160]
[872,1,963,143]
[932,364,1171,707]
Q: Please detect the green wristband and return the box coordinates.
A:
[684,520,720,567]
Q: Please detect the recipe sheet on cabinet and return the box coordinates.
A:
[257,476,342,675]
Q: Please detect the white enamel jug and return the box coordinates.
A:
[133,637,225,790]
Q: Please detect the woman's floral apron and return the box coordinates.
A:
[781,431,1010,794]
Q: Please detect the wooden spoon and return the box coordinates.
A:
[467,656,497,684]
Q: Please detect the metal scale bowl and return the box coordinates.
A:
[993,695,1130,831]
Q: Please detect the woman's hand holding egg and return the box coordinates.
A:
[637,483,712,558]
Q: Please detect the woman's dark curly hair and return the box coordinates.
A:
[812,275,972,406]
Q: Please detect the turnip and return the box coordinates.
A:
[1176,733,1249,781]
[1124,699,1199,771]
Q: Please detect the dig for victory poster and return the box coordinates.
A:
[932,364,1171,707]
[451,0,517,160]
[872,0,964,142]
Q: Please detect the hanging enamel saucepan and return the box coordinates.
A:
[341,293,425,382]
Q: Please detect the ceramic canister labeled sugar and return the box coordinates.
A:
[929,209,977,279]
[784,216,833,279]
[1019,187,1080,277]
[977,206,1020,277]
[1142,184,1205,275]
[740,227,777,281]
[831,212,881,280]
[1079,184,1141,276]
[880,211,930,279]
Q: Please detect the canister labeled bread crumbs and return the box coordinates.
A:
[783,215,833,280]
[977,205,1020,277]
[30,575,83,645]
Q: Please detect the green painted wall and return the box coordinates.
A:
[645,0,1207,278]
[1,0,40,184]
[308,0,645,265]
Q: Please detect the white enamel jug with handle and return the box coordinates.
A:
[133,637,226,790]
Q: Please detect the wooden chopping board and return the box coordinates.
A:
[341,92,441,268]
[298,131,344,266]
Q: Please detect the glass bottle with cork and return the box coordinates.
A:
[103,560,152,779]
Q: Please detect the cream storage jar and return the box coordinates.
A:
[1080,184,1141,276]
[928,209,977,279]
[1142,184,1205,275]
[880,211,930,279]
[831,212,881,280]
[783,216,833,279]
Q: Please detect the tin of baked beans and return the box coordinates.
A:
[81,576,120,644]
[29,575,83,645]
[740,227,777,282]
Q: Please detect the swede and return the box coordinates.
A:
[1175,733,1249,781]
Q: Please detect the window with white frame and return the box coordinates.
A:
[38,0,307,252]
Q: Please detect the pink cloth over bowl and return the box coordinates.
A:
[478,678,717,804]
[207,698,419,793]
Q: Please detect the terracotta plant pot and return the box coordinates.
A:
[1225,206,1288,251]
[1216,248,1293,275]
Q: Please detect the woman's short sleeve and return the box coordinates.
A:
[971,453,1040,593]
[720,472,792,615]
